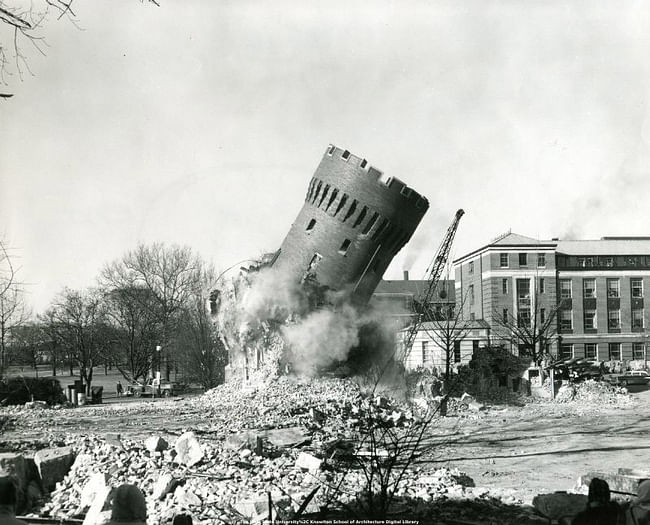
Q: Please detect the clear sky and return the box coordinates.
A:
[1,0,649,314]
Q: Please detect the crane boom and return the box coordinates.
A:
[400,209,464,361]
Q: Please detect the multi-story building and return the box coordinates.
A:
[454,233,650,363]
[369,271,455,327]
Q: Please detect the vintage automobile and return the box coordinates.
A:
[127,377,175,397]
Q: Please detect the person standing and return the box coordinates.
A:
[116,381,123,397]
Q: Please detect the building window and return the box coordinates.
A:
[632,309,644,329]
[584,309,597,330]
[404,296,413,310]
[585,343,597,359]
[559,344,573,359]
[472,339,479,357]
[338,239,351,255]
[608,310,621,330]
[583,278,596,299]
[469,261,474,274]
[632,278,644,298]
[503,308,508,323]
[454,340,461,363]
[502,279,508,294]
[603,257,614,268]
[559,309,573,331]
[341,149,351,160]
[633,342,645,360]
[519,253,528,266]
[306,218,316,231]
[516,279,531,326]
[537,253,546,268]
[540,308,546,324]
[470,312,475,321]
[468,284,474,305]
[607,279,620,298]
[500,253,509,268]
[421,341,429,364]
[560,279,572,299]
[539,278,545,294]
[609,343,621,361]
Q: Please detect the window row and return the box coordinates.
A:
[559,342,646,361]
[501,278,545,294]
[499,252,546,268]
[559,308,645,331]
[305,178,412,254]
[559,278,644,299]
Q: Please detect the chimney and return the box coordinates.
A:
[403,270,409,281]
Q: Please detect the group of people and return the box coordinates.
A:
[570,477,650,525]
[0,476,190,525]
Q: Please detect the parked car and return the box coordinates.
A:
[604,370,650,387]
[127,378,175,397]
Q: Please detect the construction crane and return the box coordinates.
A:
[400,208,464,361]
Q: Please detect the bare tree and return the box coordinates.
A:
[0,0,158,96]
[423,289,472,382]
[0,239,29,375]
[101,243,210,380]
[46,287,105,394]
[101,285,162,382]
[491,286,563,367]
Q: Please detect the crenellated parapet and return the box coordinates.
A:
[273,144,429,304]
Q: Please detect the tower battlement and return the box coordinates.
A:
[273,144,430,304]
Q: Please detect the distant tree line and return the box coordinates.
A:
[0,240,227,395]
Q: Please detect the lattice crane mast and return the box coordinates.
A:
[400,209,465,361]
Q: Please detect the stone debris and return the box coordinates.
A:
[550,379,632,405]
[295,452,322,474]
[174,432,204,467]
[3,375,560,524]
[145,436,169,453]
[34,446,75,492]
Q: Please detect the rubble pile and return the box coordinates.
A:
[552,379,632,405]
[0,376,555,524]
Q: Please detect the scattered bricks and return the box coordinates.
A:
[174,432,204,467]
[174,485,202,508]
[34,446,75,492]
[295,452,322,474]
[152,472,179,501]
[309,407,326,424]
[145,435,169,453]
[79,472,110,510]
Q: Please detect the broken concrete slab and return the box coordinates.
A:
[34,446,75,492]
[225,426,310,451]
[174,485,202,508]
[174,432,204,467]
[145,435,169,453]
[82,483,113,525]
[578,472,648,495]
[235,496,270,523]
[532,492,587,521]
[295,452,322,474]
[152,472,179,501]
[79,472,110,510]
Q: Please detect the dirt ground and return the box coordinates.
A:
[2,381,649,506]
[423,387,650,503]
